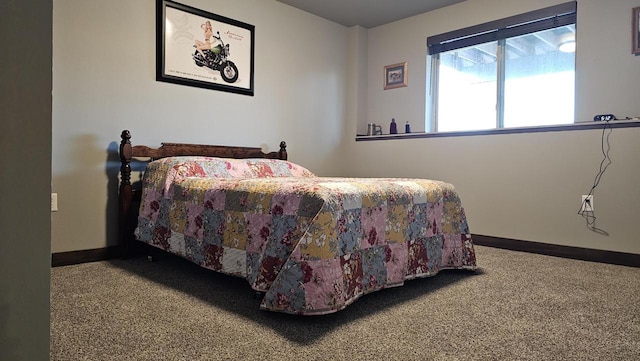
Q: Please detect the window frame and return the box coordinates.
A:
[426,2,577,133]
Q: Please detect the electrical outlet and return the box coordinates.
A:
[581,195,593,212]
[51,193,58,212]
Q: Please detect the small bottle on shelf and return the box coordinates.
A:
[390,118,397,134]
[405,121,411,133]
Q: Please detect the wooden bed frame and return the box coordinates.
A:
[118,129,288,258]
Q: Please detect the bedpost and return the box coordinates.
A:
[279,141,287,160]
[119,130,133,258]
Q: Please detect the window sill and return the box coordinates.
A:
[355,119,640,141]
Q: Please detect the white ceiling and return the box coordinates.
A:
[275,0,466,28]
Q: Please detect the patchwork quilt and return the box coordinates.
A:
[135,157,477,315]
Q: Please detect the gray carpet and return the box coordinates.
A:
[50,246,640,360]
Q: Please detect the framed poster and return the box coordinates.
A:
[383,62,408,90]
[633,7,640,55]
[156,0,255,95]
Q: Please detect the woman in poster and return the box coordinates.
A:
[194,20,218,57]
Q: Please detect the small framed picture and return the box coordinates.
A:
[633,7,640,55]
[383,62,408,90]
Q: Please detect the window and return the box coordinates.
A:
[427,2,576,132]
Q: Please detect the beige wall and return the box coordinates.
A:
[52,0,350,252]
[345,127,640,254]
[345,0,640,254]
[54,0,640,255]
[0,0,51,359]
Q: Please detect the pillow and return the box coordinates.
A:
[144,156,316,197]
[151,156,315,178]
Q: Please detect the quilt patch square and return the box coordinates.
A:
[222,247,247,277]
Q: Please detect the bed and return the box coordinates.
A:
[119,130,477,315]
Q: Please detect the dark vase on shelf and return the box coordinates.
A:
[390,118,397,134]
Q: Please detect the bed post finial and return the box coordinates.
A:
[120,130,132,186]
[279,141,287,160]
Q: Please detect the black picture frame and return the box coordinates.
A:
[156,0,255,96]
